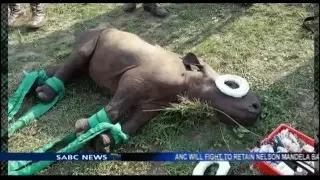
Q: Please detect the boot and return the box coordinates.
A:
[28,3,46,29]
[122,3,137,12]
[143,3,168,18]
[8,4,24,25]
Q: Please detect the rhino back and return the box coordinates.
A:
[88,28,187,97]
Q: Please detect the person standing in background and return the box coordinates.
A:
[8,3,46,29]
[122,3,168,18]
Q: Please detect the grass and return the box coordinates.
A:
[7,3,317,175]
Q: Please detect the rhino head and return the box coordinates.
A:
[182,53,262,126]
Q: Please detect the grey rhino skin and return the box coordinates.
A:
[35,27,262,151]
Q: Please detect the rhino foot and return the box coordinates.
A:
[75,118,90,136]
[93,134,112,153]
[75,118,111,152]
[35,84,56,103]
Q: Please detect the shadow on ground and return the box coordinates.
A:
[8,3,249,68]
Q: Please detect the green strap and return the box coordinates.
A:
[8,70,49,122]
[88,108,130,145]
[8,110,130,175]
[8,122,118,176]
[5,70,65,136]
[88,108,112,127]
[37,70,50,86]
[8,133,75,172]
[109,123,130,145]
[7,96,60,136]
[7,70,130,175]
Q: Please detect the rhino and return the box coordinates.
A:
[35,27,262,151]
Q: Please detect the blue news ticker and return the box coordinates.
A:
[0,152,318,162]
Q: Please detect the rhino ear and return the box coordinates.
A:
[182,53,203,71]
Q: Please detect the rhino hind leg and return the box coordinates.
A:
[41,63,89,81]
[35,28,104,103]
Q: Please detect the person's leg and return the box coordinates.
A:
[122,3,137,12]
[143,3,168,18]
[8,3,24,25]
[28,3,46,28]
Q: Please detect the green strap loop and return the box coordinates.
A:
[109,123,130,145]
[37,70,50,86]
[88,108,112,127]
[44,77,65,100]
[88,108,130,145]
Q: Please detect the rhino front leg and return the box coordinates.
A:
[93,103,160,152]
[75,75,147,135]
